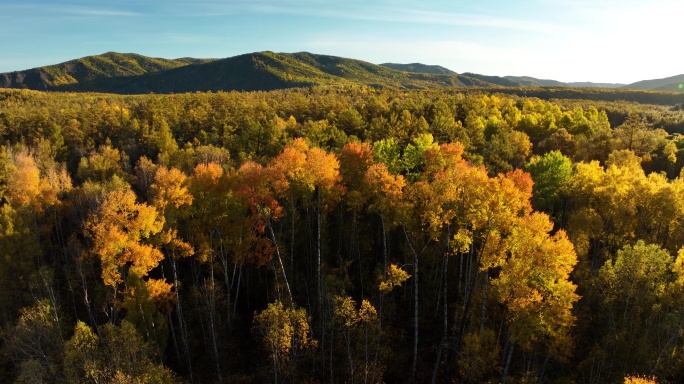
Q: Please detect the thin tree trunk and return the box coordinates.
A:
[432,233,450,384]
[381,214,388,276]
[317,192,322,312]
[172,258,194,382]
[233,264,242,320]
[268,220,293,304]
[403,226,420,384]
[204,260,222,382]
[480,269,488,332]
[218,247,233,327]
[502,341,514,384]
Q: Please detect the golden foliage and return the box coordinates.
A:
[378,264,411,293]
[253,300,317,364]
[85,189,164,287]
[624,375,658,384]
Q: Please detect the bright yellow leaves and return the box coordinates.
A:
[253,300,316,365]
[269,138,344,206]
[6,152,42,208]
[566,154,684,260]
[623,375,658,384]
[331,296,384,382]
[151,166,192,213]
[492,213,578,358]
[333,296,378,328]
[4,149,70,213]
[364,162,405,220]
[85,189,164,287]
[403,141,578,360]
[378,264,410,293]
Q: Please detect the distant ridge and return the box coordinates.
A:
[505,76,568,87]
[565,81,625,88]
[462,73,519,87]
[0,52,213,90]
[504,75,624,88]
[623,74,684,91]
[0,51,497,94]
[0,51,680,94]
[380,63,456,75]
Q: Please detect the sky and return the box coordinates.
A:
[0,0,681,84]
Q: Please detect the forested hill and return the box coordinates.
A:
[623,74,684,91]
[504,75,625,89]
[3,51,683,96]
[0,51,498,94]
[0,52,212,90]
[379,62,457,75]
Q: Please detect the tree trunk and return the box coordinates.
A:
[268,220,293,304]
[480,269,488,332]
[204,259,222,382]
[502,341,514,384]
[431,251,449,384]
[317,191,322,311]
[403,226,419,383]
[172,258,194,382]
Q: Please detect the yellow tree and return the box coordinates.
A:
[85,188,164,288]
[253,300,317,384]
[186,161,244,379]
[268,138,312,286]
[1,148,71,318]
[232,161,291,300]
[64,320,177,383]
[84,187,169,346]
[332,295,384,383]
[150,165,195,375]
[269,139,343,309]
[491,212,578,379]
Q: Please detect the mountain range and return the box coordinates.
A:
[0,51,681,94]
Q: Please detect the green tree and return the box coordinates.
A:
[525,150,572,220]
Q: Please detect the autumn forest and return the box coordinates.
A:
[2,85,684,383]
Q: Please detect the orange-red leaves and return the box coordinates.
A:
[85,189,164,287]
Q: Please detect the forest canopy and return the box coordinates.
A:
[1,85,684,383]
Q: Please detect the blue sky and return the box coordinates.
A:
[0,0,681,84]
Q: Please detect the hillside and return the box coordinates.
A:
[625,74,684,91]
[504,76,565,87]
[462,72,520,87]
[0,51,501,94]
[1,51,680,95]
[656,83,684,92]
[566,81,625,88]
[0,52,212,90]
[504,75,624,88]
[380,62,456,75]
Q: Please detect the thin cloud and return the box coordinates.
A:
[66,9,142,17]
[180,2,552,32]
[386,9,553,32]
[58,6,143,17]
[0,3,143,17]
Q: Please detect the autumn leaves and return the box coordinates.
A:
[75,133,578,382]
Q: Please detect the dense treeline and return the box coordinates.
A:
[488,86,684,108]
[1,86,684,383]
